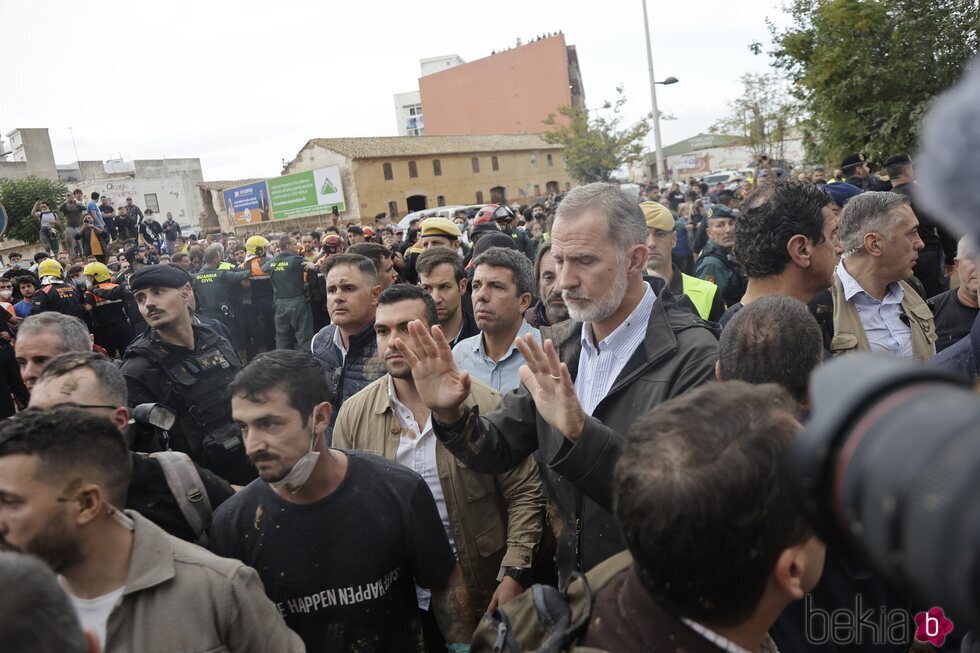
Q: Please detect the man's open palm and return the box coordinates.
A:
[393,321,470,421]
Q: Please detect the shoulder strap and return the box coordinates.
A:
[149,451,212,543]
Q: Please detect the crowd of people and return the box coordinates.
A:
[0,145,975,652]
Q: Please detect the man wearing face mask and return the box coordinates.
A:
[30,258,85,321]
[210,349,475,653]
[82,262,134,359]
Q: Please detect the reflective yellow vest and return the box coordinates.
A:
[680,273,718,320]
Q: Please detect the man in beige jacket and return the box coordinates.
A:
[0,408,303,653]
[334,284,545,627]
[820,191,937,359]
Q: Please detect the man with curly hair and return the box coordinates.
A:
[720,182,844,326]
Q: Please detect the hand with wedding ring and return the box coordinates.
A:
[515,333,588,442]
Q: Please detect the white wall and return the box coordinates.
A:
[75,177,197,226]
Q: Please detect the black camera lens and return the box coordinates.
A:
[789,354,979,629]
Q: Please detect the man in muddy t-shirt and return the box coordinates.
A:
[209,350,463,653]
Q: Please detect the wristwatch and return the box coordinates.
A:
[503,566,533,588]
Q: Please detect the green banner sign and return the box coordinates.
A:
[266,167,346,220]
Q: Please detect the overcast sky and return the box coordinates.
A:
[1,0,790,181]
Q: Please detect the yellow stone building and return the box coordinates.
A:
[200,135,572,233]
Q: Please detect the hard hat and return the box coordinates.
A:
[37,259,63,278]
[82,262,112,283]
[245,235,269,256]
[473,204,500,226]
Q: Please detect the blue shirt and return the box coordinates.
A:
[575,285,657,416]
[13,300,31,318]
[86,201,106,228]
[453,320,540,393]
[837,261,912,358]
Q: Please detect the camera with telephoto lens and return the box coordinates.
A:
[788,356,978,630]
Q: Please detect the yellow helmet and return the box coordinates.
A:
[245,235,269,256]
[83,262,112,283]
[37,259,63,279]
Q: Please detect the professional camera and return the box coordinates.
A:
[788,355,978,629]
[126,402,177,453]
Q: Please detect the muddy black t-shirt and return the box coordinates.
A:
[209,450,455,653]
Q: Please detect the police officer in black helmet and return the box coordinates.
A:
[120,265,256,485]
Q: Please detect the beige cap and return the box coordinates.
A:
[640,202,675,231]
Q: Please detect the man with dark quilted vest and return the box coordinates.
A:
[310,253,387,442]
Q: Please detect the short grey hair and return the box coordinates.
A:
[471,246,536,297]
[555,182,647,256]
[18,313,90,354]
[839,191,912,255]
[37,352,128,407]
[956,235,974,259]
[0,551,88,652]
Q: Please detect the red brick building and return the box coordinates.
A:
[420,34,584,136]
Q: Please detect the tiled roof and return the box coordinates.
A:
[196,179,264,190]
[308,134,561,160]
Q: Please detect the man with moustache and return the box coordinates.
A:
[210,349,475,653]
[120,265,255,485]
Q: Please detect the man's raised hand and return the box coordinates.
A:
[393,320,470,422]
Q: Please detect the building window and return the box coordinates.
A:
[408,161,418,178]
[383,162,393,180]
[144,193,160,212]
[437,195,446,206]
[534,184,541,196]
[409,107,416,116]
[471,157,480,173]
[476,191,484,204]
[388,201,399,218]
[433,159,442,176]
[547,154,554,168]
[531,153,537,168]
[491,156,499,171]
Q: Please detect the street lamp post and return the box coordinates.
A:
[641,0,678,187]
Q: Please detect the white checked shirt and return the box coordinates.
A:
[574,285,656,416]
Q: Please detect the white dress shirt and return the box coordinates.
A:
[387,378,454,610]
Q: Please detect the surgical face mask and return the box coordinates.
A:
[269,412,321,493]
[73,277,86,288]
[0,290,11,300]
[10,262,20,269]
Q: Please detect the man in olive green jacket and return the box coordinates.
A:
[333,284,545,619]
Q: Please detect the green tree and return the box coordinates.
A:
[542,87,650,184]
[710,73,797,163]
[0,175,69,244]
[769,0,979,166]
